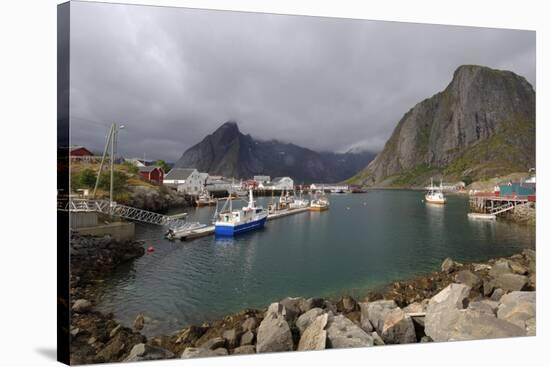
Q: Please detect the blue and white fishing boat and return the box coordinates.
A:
[214,188,268,236]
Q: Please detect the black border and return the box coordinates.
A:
[57,2,71,365]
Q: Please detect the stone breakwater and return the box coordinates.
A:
[69,236,536,363]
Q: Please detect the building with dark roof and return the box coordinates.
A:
[138,166,164,185]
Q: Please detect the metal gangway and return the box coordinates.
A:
[64,198,195,230]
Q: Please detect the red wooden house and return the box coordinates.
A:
[70,146,94,158]
[138,166,164,184]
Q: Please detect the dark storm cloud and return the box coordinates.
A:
[70,1,536,161]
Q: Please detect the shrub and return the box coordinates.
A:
[79,169,97,188]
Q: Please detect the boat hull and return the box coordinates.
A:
[309,205,328,212]
[215,216,267,236]
[425,195,447,204]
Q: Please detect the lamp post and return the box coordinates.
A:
[109,124,125,206]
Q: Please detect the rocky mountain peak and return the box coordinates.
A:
[348,65,535,187]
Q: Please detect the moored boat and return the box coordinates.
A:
[310,191,330,211]
[214,188,268,236]
[165,222,208,240]
[425,178,447,204]
[195,190,216,207]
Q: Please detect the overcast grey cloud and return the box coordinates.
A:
[69,1,536,161]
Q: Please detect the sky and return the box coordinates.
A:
[69,1,536,162]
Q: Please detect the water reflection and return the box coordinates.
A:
[98,191,535,336]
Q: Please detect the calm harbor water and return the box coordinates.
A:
[97,190,535,336]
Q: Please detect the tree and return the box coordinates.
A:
[155,160,170,174]
[79,169,97,188]
[121,161,139,174]
[98,171,128,193]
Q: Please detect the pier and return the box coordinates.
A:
[171,206,311,241]
[469,193,535,216]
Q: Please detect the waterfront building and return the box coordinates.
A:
[138,166,164,185]
[164,168,204,194]
[253,175,271,184]
[270,177,294,190]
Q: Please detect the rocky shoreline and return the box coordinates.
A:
[69,234,536,364]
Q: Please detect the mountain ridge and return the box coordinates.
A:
[347,65,535,187]
[174,121,376,183]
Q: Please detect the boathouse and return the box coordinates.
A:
[138,166,164,185]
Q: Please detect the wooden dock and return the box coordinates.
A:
[469,194,534,217]
[172,206,312,241]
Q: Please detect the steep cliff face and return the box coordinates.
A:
[174,121,375,183]
[349,65,535,186]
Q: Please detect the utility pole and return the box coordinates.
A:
[92,123,125,209]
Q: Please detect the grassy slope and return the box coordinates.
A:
[346,116,534,188]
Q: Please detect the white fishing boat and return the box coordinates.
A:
[310,191,330,211]
[425,178,447,205]
[288,189,309,209]
[195,190,216,207]
[214,188,268,236]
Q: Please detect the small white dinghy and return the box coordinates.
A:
[467,213,496,220]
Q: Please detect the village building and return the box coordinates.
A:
[70,146,94,161]
[270,177,294,190]
[125,158,156,167]
[163,168,204,194]
[138,166,164,185]
[205,176,232,193]
[253,175,271,185]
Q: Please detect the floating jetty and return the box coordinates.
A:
[170,206,311,241]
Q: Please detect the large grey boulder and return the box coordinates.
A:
[240,330,255,346]
[443,309,526,341]
[298,313,328,351]
[454,270,482,290]
[133,314,145,331]
[468,301,496,316]
[267,302,287,318]
[233,345,256,355]
[441,258,458,273]
[198,336,226,350]
[302,298,325,313]
[241,317,257,332]
[363,300,398,332]
[256,303,294,353]
[326,314,374,349]
[493,273,528,292]
[296,308,324,335]
[489,260,513,278]
[497,291,536,334]
[279,297,305,322]
[424,283,470,341]
[380,308,417,344]
[124,343,174,362]
[181,347,228,359]
[359,303,374,332]
[222,329,239,349]
[337,296,358,313]
[508,261,528,275]
[72,299,92,313]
